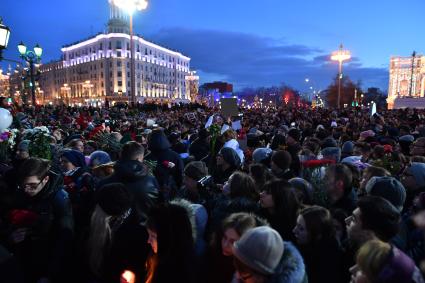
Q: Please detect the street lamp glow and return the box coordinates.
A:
[331,44,351,109]
[18,41,27,55]
[305,78,309,83]
[114,0,148,14]
[34,44,43,57]
[0,18,11,50]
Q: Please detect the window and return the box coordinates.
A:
[118,81,122,87]
[108,42,112,49]
[127,72,130,77]
[100,43,103,50]
[117,51,121,57]
[101,62,103,68]
[117,71,122,77]
[127,42,130,50]
[117,61,122,67]
[116,41,122,49]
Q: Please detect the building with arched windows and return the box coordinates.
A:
[39,0,195,106]
[387,54,425,109]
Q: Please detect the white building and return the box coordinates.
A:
[40,0,193,106]
[387,54,425,109]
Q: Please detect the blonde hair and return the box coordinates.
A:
[356,240,391,282]
[87,205,113,276]
[222,129,237,141]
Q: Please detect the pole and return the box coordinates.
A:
[337,60,342,109]
[130,13,136,107]
[30,60,36,105]
[409,51,416,97]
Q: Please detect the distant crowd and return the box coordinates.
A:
[1,101,425,283]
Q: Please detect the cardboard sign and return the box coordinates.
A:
[221,98,239,118]
[205,115,214,128]
[232,120,242,131]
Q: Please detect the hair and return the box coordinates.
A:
[233,256,268,279]
[249,164,275,192]
[357,196,401,241]
[18,158,51,179]
[412,156,425,163]
[373,145,386,159]
[326,164,353,196]
[229,171,259,201]
[146,203,196,283]
[299,206,336,245]
[66,138,83,150]
[363,166,391,179]
[343,162,361,189]
[270,134,286,150]
[262,179,300,237]
[87,204,113,276]
[120,141,145,161]
[271,150,292,171]
[222,129,237,141]
[222,212,268,237]
[356,240,392,283]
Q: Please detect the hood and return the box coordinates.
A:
[268,241,306,283]
[148,130,171,151]
[24,171,64,202]
[114,160,148,181]
[170,198,198,242]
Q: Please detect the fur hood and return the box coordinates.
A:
[267,241,307,283]
[170,198,199,243]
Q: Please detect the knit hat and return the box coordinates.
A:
[321,147,342,162]
[399,135,414,143]
[359,130,375,141]
[61,149,86,168]
[289,177,314,205]
[252,147,273,164]
[184,161,208,181]
[376,246,416,283]
[17,140,30,152]
[97,183,133,216]
[233,226,284,275]
[89,150,112,167]
[287,128,301,142]
[365,176,406,212]
[219,147,241,168]
[409,162,425,188]
[342,141,354,155]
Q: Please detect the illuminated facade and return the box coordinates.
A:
[39,0,193,106]
[0,71,10,97]
[388,54,425,109]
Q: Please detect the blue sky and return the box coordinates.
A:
[1,0,424,92]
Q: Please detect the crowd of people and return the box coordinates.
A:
[1,100,425,283]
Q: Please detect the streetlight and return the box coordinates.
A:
[0,18,11,60]
[113,0,148,107]
[18,41,42,105]
[331,44,351,109]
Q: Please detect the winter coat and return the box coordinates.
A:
[5,172,74,283]
[146,133,184,200]
[0,244,24,283]
[223,139,245,164]
[298,238,343,283]
[99,160,159,223]
[189,138,210,161]
[330,189,357,216]
[266,241,308,283]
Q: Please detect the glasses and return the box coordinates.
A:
[18,178,45,191]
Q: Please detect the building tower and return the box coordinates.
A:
[107,0,130,34]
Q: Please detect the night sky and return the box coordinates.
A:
[1,0,424,92]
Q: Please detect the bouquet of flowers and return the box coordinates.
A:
[371,145,402,176]
[209,124,221,157]
[24,126,52,160]
[8,209,39,228]
[301,159,336,207]
[0,128,19,162]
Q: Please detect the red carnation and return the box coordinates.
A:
[384,144,393,154]
[9,209,39,227]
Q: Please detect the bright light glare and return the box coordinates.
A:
[114,0,148,14]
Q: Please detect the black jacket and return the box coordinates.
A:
[5,172,74,283]
[189,138,210,161]
[99,160,159,223]
[146,134,184,200]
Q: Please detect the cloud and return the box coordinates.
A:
[148,27,388,91]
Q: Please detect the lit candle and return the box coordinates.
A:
[121,270,136,283]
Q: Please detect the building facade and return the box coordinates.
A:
[39,0,194,106]
[387,54,425,109]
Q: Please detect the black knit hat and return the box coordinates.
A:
[287,128,300,142]
[219,147,241,168]
[97,183,133,216]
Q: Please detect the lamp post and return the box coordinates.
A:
[331,44,351,109]
[18,42,42,105]
[113,0,148,107]
[0,18,11,61]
